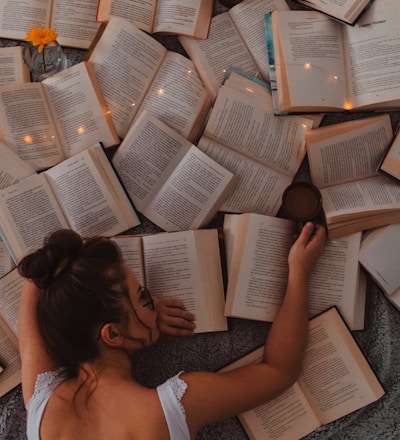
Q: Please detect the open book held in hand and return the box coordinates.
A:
[223,213,366,330]
[305,114,400,238]
[266,1,400,114]
[220,307,384,440]
[112,229,228,333]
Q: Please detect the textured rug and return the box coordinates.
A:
[1,1,400,439]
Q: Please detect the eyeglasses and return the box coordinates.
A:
[95,286,154,343]
[137,286,155,312]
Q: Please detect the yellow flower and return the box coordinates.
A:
[25,27,58,53]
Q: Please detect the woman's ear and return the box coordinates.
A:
[99,323,124,347]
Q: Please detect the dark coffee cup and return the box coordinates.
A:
[282,181,323,223]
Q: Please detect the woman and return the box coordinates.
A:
[18,222,325,440]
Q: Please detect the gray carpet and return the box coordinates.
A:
[1,1,400,439]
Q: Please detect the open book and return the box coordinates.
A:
[96,0,213,39]
[112,111,237,232]
[0,146,140,264]
[112,229,228,333]
[305,114,400,238]
[0,142,36,189]
[197,70,317,217]
[378,124,400,182]
[220,307,385,440]
[359,223,400,311]
[0,269,24,398]
[0,238,13,278]
[223,213,366,330]
[88,16,211,140]
[0,46,30,84]
[0,61,119,171]
[293,0,375,25]
[0,0,101,49]
[179,0,289,99]
[266,1,400,113]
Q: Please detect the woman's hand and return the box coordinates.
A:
[154,298,196,338]
[288,222,326,280]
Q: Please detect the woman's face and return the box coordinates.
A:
[123,265,160,347]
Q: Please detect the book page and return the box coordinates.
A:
[229,0,289,81]
[0,142,36,189]
[343,1,400,109]
[133,50,211,142]
[0,83,65,171]
[144,144,236,231]
[0,238,12,278]
[179,13,259,99]
[359,223,400,295]
[112,111,193,213]
[307,232,363,329]
[50,0,101,49]
[0,46,30,84]
[321,175,400,220]
[379,127,400,181]
[0,323,21,398]
[203,83,312,176]
[295,0,372,24]
[0,269,23,341]
[44,147,137,238]
[224,214,364,329]
[219,347,321,440]
[96,0,157,33]
[89,16,167,138]
[240,383,321,440]
[306,115,393,188]
[272,10,347,111]
[153,0,213,39]
[111,235,145,286]
[198,136,291,216]
[142,230,227,333]
[0,0,51,41]
[42,62,119,158]
[0,173,70,263]
[299,307,384,424]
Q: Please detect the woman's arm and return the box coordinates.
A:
[18,279,58,405]
[181,222,326,434]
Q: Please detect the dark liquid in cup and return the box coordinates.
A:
[282,183,322,222]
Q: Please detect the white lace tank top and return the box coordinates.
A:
[25,369,190,440]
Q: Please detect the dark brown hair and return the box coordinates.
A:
[18,229,130,379]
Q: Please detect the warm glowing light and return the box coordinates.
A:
[131,102,135,107]
[245,87,254,93]
[301,123,308,128]
[344,102,352,110]
[333,75,338,80]
[187,69,192,74]
[24,135,32,143]
[222,69,227,73]
[304,63,311,69]
[157,88,165,96]
[78,126,85,134]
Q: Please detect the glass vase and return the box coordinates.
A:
[22,40,68,81]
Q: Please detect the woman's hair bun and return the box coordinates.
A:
[18,229,83,289]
